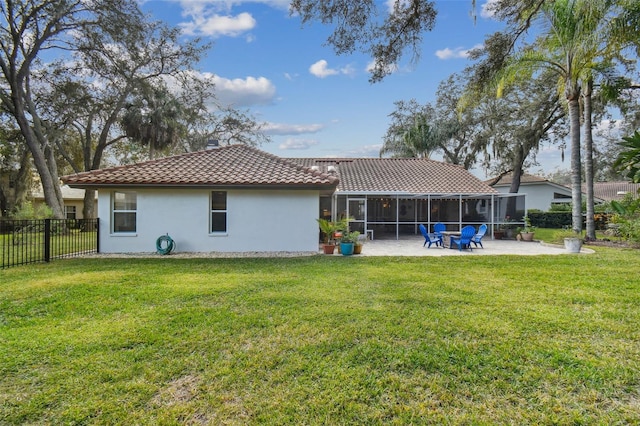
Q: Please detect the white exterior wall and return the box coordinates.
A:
[494,183,571,212]
[97,188,320,253]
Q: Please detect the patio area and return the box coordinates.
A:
[354,237,592,256]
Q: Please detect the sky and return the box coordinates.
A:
[139,0,570,178]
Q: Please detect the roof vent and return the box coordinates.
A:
[206,139,219,149]
[311,166,319,171]
[617,191,628,195]
[327,165,336,173]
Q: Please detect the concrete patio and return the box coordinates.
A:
[354,237,592,256]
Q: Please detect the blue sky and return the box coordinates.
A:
[140,0,569,177]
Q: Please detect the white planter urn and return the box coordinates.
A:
[564,237,583,253]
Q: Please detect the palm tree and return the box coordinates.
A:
[379,115,440,159]
[121,85,186,159]
[497,0,611,234]
[614,130,640,182]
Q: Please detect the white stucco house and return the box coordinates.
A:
[63,144,509,253]
[488,173,585,211]
[62,145,338,253]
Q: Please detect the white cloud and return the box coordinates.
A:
[309,60,338,78]
[279,138,319,150]
[435,44,483,60]
[309,60,355,78]
[263,122,325,136]
[180,11,256,37]
[211,74,276,106]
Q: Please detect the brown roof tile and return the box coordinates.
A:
[485,173,549,186]
[287,158,496,194]
[588,181,640,202]
[62,145,339,189]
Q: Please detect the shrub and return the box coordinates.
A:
[10,201,54,220]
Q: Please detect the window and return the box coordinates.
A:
[210,191,227,233]
[113,191,137,233]
[65,205,77,220]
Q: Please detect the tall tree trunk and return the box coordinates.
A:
[14,112,65,218]
[568,92,582,234]
[583,78,596,240]
[14,149,32,209]
[82,189,96,219]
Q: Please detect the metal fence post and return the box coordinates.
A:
[96,218,100,253]
[44,219,51,262]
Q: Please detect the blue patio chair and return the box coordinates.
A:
[433,222,446,238]
[450,225,476,251]
[472,224,488,248]
[419,224,443,248]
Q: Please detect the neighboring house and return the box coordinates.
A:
[32,185,98,219]
[588,181,640,203]
[487,173,596,212]
[63,145,506,254]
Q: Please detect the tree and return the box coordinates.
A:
[380,106,440,159]
[381,74,486,168]
[0,116,32,216]
[433,73,485,169]
[121,85,187,160]
[614,131,640,182]
[488,0,615,234]
[290,0,437,83]
[476,70,567,195]
[290,0,556,83]
[0,0,145,218]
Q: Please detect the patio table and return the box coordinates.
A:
[441,231,461,249]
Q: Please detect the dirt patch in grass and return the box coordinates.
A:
[150,374,201,407]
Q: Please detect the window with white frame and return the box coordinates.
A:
[112,191,137,233]
[210,191,227,233]
[65,205,77,219]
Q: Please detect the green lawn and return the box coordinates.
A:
[1,249,639,424]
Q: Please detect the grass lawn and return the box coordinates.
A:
[1,248,639,424]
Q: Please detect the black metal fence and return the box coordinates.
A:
[1,218,99,269]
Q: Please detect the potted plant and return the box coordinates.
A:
[339,231,359,256]
[331,217,351,254]
[518,215,536,241]
[317,218,338,254]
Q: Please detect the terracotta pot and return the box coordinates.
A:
[353,244,363,254]
[323,244,336,254]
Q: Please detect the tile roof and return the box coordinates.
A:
[62,145,339,189]
[32,185,95,200]
[286,158,497,194]
[485,173,549,186]
[588,181,640,202]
